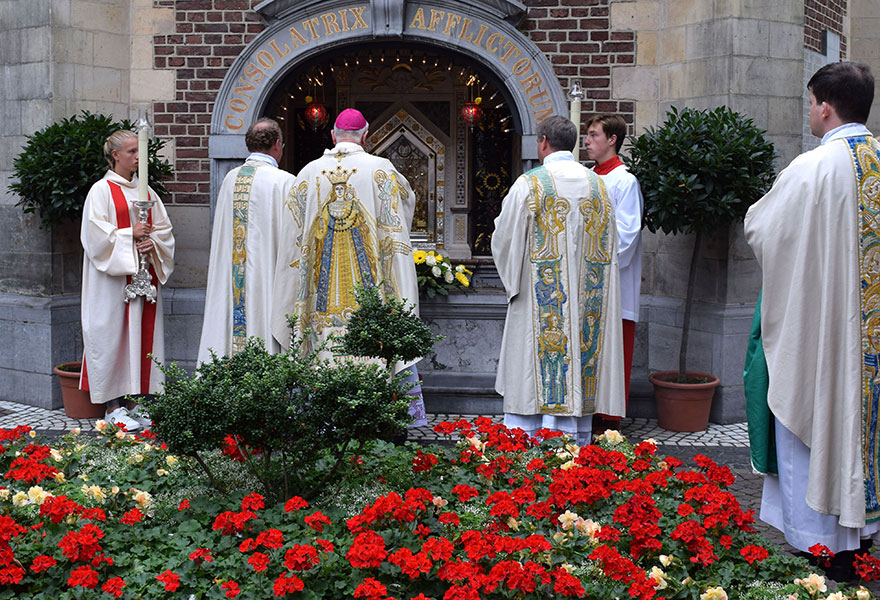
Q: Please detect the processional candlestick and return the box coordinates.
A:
[123,111,158,304]
[569,81,584,161]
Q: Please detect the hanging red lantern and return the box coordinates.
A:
[304,97,327,131]
[461,99,483,127]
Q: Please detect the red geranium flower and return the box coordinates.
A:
[740,544,770,564]
[120,508,143,525]
[284,544,319,571]
[30,554,56,573]
[178,499,190,511]
[189,547,213,564]
[316,538,335,553]
[249,551,271,572]
[354,577,387,599]
[0,565,25,585]
[347,530,388,568]
[68,565,99,589]
[285,496,309,512]
[156,569,181,591]
[273,572,304,596]
[304,510,331,532]
[241,492,265,512]
[222,580,241,598]
[102,576,126,598]
[256,528,284,549]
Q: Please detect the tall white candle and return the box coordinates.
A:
[137,126,148,203]
[570,97,582,161]
[569,82,584,162]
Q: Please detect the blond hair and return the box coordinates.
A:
[103,129,138,168]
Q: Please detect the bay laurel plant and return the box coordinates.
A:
[147,287,438,504]
[1,420,876,599]
[9,111,173,230]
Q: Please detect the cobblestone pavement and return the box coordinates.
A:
[4,401,878,591]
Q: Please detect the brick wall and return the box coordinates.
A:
[151,0,634,205]
[804,0,847,55]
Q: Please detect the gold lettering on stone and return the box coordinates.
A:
[257,50,275,69]
[289,26,308,47]
[519,72,542,94]
[443,13,462,35]
[244,62,264,82]
[225,115,244,130]
[501,41,520,63]
[269,39,290,59]
[512,58,531,76]
[428,9,445,31]
[234,77,256,99]
[303,17,321,39]
[485,32,503,53]
[410,7,426,29]
[338,9,350,31]
[322,13,342,35]
[458,17,474,41]
[348,6,368,29]
[230,98,249,113]
[529,89,550,106]
[472,24,488,46]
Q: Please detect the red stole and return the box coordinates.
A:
[81,182,158,394]
[593,156,624,176]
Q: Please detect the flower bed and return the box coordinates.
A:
[0,419,874,599]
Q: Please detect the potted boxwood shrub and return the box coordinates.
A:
[628,106,775,431]
[9,111,172,415]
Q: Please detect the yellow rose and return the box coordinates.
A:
[28,430,36,438]
[12,491,29,507]
[794,574,826,595]
[413,250,427,264]
[27,486,51,505]
[132,489,154,509]
[166,455,179,467]
[506,517,520,531]
[0,489,9,500]
[54,472,66,483]
[650,567,668,590]
[700,587,727,600]
[599,429,625,445]
[659,554,673,567]
[50,449,63,462]
[156,469,168,476]
[560,459,577,471]
[130,454,145,464]
[455,272,470,287]
[558,510,579,530]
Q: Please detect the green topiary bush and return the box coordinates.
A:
[627,106,776,382]
[8,111,173,230]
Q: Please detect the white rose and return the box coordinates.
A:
[700,587,728,600]
[12,491,29,507]
[432,265,442,278]
[27,486,51,505]
[425,255,437,266]
[444,270,454,283]
[659,555,673,567]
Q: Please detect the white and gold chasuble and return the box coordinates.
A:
[746,128,880,528]
[492,156,625,418]
[271,142,420,372]
[198,155,295,363]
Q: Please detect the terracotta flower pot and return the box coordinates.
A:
[648,370,720,432]
[54,361,105,419]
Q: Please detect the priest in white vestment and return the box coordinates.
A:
[80,130,175,432]
[492,115,625,446]
[744,62,880,565]
[271,108,426,427]
[198,119,294,362]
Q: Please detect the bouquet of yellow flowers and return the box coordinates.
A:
[413,250,471,297]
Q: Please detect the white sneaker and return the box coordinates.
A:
[128,404,152,429]
[105,407,141,432]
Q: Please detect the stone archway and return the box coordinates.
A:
[210,0,568,198]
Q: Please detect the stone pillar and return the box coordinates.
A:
[850,0,880,136]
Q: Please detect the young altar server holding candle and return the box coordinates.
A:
[79,128,175,432]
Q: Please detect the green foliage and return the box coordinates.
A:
[8,111,173,229]
[148,291,440,503]
[337,285,443,369]
[627,106,776,236]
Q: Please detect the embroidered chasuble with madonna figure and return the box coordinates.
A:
[271,142,420,372]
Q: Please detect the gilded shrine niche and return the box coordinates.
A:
[265,46,518,259]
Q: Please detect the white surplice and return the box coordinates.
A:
[80,170,175,404]
[271,142,420,373]
[198,154,295,362]
[492,152,625,422]
[745,123,879,540]
[596,162,642,322]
